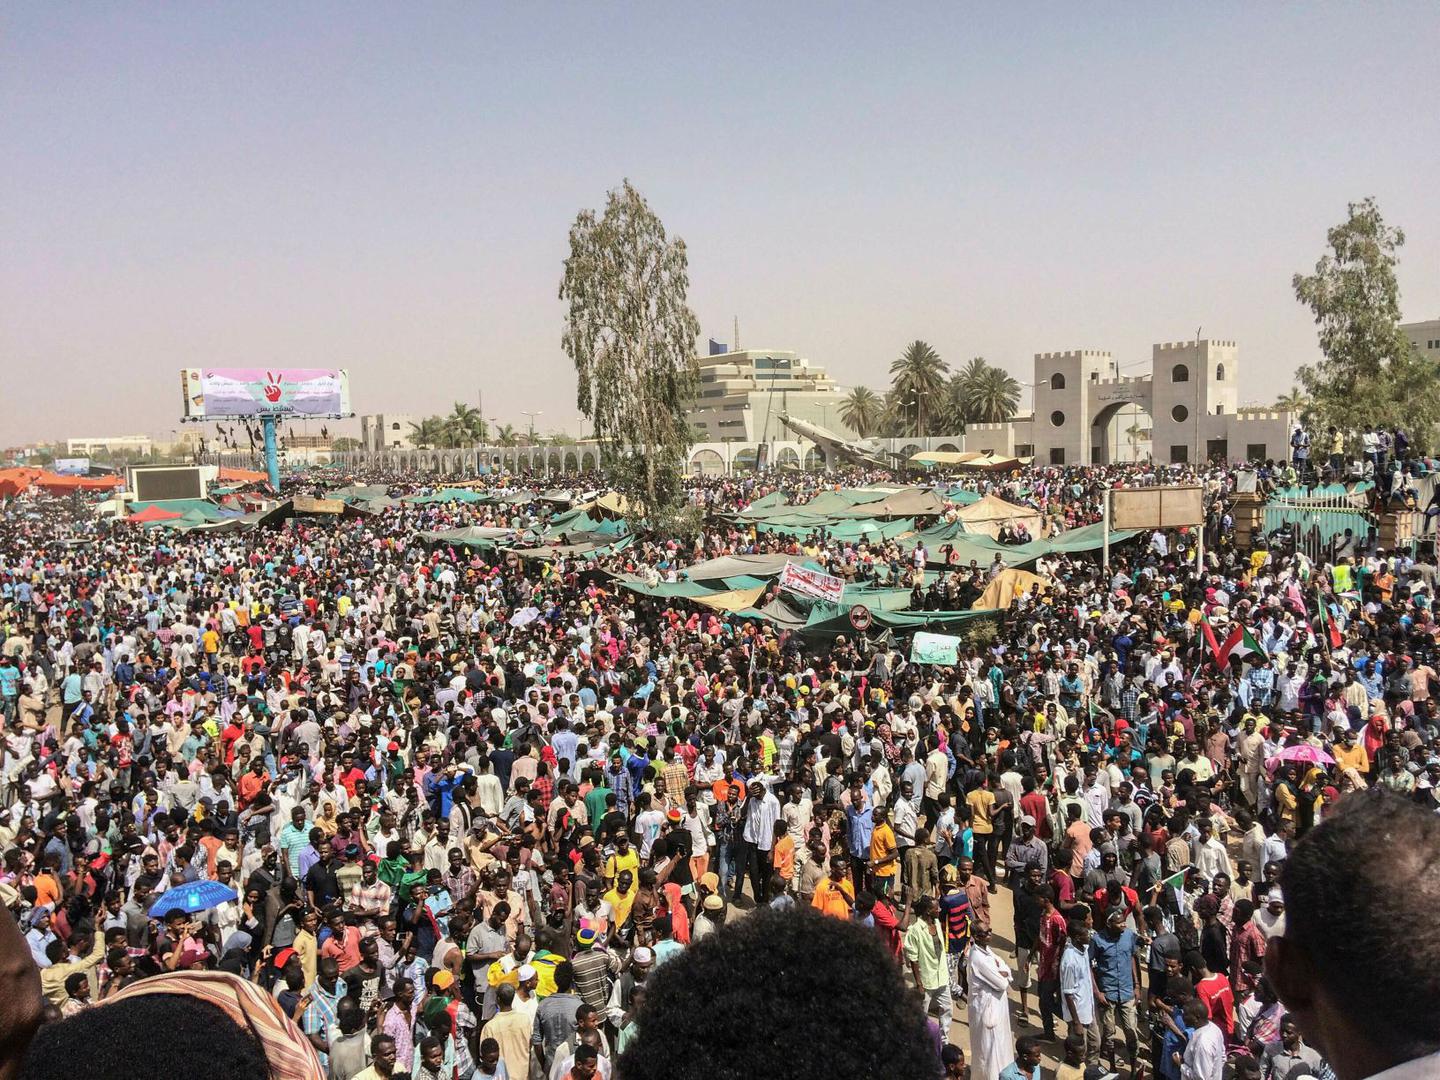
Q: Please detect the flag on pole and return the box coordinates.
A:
[1202,616,1267,669]
[1313,587,1343,649]
[1158,868,1188,913]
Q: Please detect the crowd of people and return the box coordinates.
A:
[1,456,1439,1080]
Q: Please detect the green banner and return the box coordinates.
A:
[910,631,961,665]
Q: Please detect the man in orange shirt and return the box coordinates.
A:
[811,854,855,919]
[870,805,900,896]
[772,823,795,894]
[237,757,270,811]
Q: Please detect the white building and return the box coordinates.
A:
[66,434,152,456]
[686,346,852,442]
[359,414,418,452]
[962,339,1293,466]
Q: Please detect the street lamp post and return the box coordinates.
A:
[522,411,542,443]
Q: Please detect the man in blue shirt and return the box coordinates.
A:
[0,657,19,720]
[1089,906,1141,1076]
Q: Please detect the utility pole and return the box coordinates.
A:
[1194,326,1203,465]
[734,315,740,353]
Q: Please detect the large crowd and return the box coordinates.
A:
[2,454,1438,1080]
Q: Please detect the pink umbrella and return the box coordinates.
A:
[1266,743,1335,772]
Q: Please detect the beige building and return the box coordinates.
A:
[1402,318,1440,361]
[963,338,1293,466]
[359,413,418,452]
[66,434,152,456]
[686,347,852,442]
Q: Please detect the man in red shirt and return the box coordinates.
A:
[1035,884,1069,1040]
[856,889,902,956]
[1190,949,1235,1039]
[1019,776,1051,841]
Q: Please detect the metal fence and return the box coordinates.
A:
[1262,485,1377,562]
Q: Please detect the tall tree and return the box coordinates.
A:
[495,423,519,447]
[962,360,1021,424]
[408,417,445,448]
[561,180,700,518]
[1273,388,1308,414]
[1293,197,1440,449]
[444,402,487,445]
[880,387,916,437]
[888,340,949,436]
[839,385,883,437]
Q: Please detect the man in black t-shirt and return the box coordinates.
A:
[649,812,694,911]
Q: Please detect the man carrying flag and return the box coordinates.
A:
[1201,614,1267,670]
[1150,868,1189,914]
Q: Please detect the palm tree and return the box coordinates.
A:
[444,402,487,446]
[879,387,916,437]
[838,386,883,437]
[962,361,1022,424]
[408,417,446,449]
[1125,421,1147,459]
[1275,388,1308,414]
[888,340,949,436]
[495,423,520,447]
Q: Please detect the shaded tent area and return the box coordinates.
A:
[613,553,812,617]
[908,450,981,468]
[414,526,518,550]
[799,606,999,638]
[729,486,949,539]
[956,454,1028,471]
[217,466,268,485]
[974,567,1052,610]
[251,497,376,527]
[612,553,1005,636]
[949,493,1043,540]
[401,487,490,505]
[0,467,124,496]
[127,499,239,528]
[906,520,1138,567]
[506,535,634,562]
[127,504,183,523]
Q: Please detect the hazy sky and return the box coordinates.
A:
[4,5,1439,444]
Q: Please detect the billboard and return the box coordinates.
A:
[130,466,205,502]
[52,458,91,476]
[1110,485,1204,530]
[181,368,350,419]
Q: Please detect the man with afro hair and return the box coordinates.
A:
[617,906,942,1080]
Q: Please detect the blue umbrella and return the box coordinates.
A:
[147,879,239,917]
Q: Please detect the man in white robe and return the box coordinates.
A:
[966,923,1016,1080]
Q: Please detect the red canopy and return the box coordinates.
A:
[128,504,183,523]
[219,466,268,484]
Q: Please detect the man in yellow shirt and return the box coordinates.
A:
[604,833,640,888]
[870,806,899,896]
[1332,728,1369,776]
[966,777,998,892]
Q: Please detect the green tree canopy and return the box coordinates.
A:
[561,180,700,518]
[444,402,487,446]
[408,417,446,449]
[839,385,883,437]
[1293,197,1440,450]
[961,359,1021,424]
[888,340,948,435]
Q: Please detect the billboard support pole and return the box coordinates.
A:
[262,415,280,492]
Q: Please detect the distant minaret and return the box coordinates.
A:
[734,315,740,352]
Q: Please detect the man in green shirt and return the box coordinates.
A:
[903,894,952,1040]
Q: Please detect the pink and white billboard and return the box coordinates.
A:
[181,368,350,419]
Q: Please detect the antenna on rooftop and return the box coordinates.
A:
[734,315,740,352]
